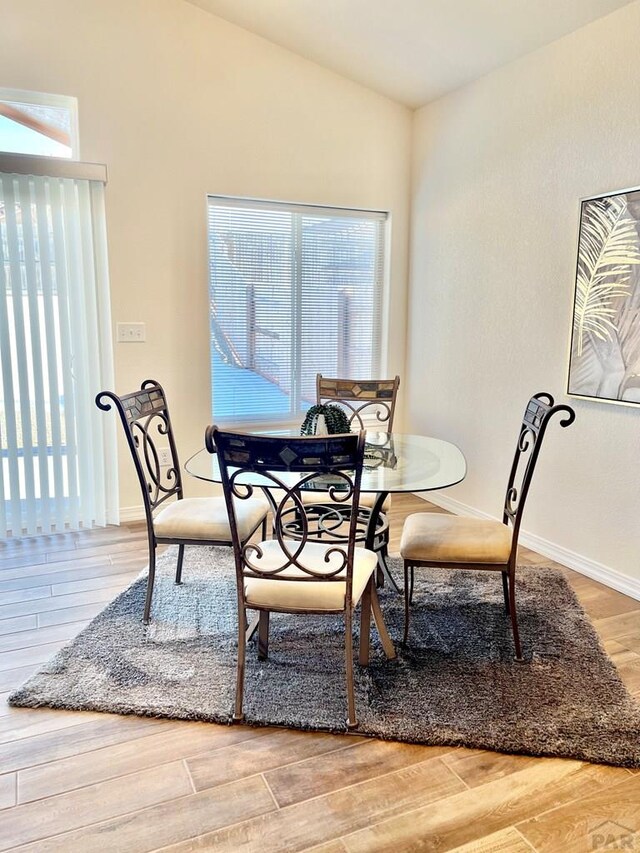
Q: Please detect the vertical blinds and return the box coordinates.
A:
[0,170,117,536]
[207,197,387,424]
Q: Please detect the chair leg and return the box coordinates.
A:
[501,571,510,615]
[175,544,185,585]
[143,548,156,624]
[409,564,415,605]
[370,583,396,660]
[258,610,269,660]
[377,540,403,594]
[403,561,411,645]
[508,568,523,661]
[345,609,357,729]
[359,578,373,666]
[245,612,260,641]
[234,603,247,722]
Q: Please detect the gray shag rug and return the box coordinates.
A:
[9,546,640,767]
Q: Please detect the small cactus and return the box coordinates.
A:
[300,404,351,436]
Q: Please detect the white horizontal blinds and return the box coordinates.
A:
[0,171,116,536]
[208,196,387,424]
[298,213,385,410]
[208,202,294,422]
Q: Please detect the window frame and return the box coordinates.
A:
[0,87,80,160]
[206,194,391,430]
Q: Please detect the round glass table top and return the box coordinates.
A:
[185,431,466,495]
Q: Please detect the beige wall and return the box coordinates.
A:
[408,1,640,586]
[0,0,412,509]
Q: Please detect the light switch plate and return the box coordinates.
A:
[117,322,146,342]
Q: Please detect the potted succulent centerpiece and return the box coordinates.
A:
[300,403,351,436]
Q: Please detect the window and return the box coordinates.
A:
[0,88,79,159]
[208,197,387,425]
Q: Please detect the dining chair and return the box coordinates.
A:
[400,392,575,659]
[96,379,268,624]
[310,374,401,587]
[208,426,396,728]
[316,374,401,430]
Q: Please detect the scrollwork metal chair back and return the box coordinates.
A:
[316,374,400,590]
[316,374,400,431]
[502,392,576,556]
[210,428,366,591]
[96,380,182,531]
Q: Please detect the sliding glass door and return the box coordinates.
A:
[0,167,117,536]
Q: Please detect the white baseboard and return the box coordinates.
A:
[119,505,145,523]
[421,491,640,603]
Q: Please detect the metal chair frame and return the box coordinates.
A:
[315,374,401,588]
[403,392,575,659]
[96,379,266,624]
[316,374,400,430]
[210,426,396,728]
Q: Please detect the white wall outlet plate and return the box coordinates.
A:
[117,322,146,342]
[158,448,172,467]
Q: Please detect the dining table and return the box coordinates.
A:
[185,430,467,589]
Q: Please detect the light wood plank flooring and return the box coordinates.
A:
[0,494,639,852]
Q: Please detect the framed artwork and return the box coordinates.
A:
[568,186,640,406]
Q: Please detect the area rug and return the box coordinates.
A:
[9,546,640,767]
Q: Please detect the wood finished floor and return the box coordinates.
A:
[0,494,639,852]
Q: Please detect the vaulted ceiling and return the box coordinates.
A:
[187,0,635,107]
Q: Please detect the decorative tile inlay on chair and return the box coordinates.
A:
[121,389,165,422]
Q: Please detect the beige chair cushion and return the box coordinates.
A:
[300,490,391,512]
[243,539,377,612]
[154,496,268,542]
[400,513,512,564]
